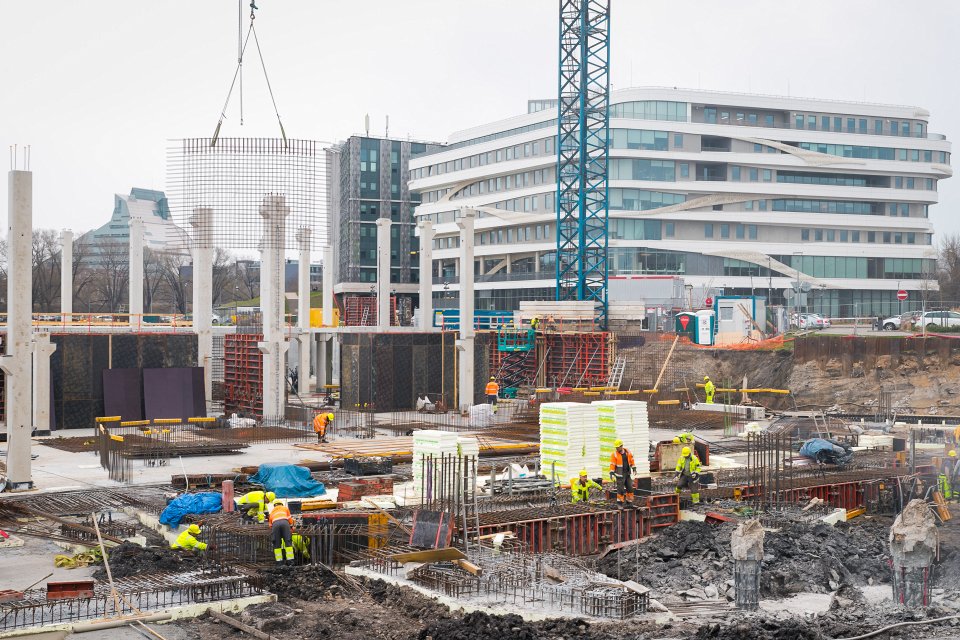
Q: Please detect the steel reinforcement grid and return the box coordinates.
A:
[0,569,263,631]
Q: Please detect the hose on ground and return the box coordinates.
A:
[834,614,960,640]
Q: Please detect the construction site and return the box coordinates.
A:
[2,2,960,640]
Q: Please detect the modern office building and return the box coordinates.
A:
[326,136,443,321]
[409,88,952,317]
[80,188,189,262]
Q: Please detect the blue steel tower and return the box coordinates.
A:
[556,0,610,328]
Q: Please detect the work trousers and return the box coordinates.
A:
[676,474,701,504]
[615,469,633,502]
[271,520,294,562]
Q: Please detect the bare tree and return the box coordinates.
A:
[142,247,166,313]
[88,239,129,312]
[70,238,96,309]
[938,233,960,304]
[157,252,191,315]
[211,247,236,306]
[32,229,61,312]
[235,259,259,301]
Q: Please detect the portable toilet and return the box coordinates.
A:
[694,310,715,345]
[675,312,697,338]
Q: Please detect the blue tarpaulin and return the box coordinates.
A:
[159,492,223,527]
[799,438,854,465]
[248,463,327,498]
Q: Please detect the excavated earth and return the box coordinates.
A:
[92,541,202,579]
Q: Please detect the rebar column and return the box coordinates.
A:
[191,208,214,412]
[258,195,290,423]
[60,229,73,319]
[890,498,937,609]
[128,216,144,325]
[731,519,764,610]
[2,169,35,488]
[296,227,311,396]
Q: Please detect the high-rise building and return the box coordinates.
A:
[409,88,952,317]
[80,188,188,262]
[326,136,443,318]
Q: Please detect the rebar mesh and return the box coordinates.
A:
[167,137,327,251]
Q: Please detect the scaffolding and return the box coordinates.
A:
[343,296,397,326]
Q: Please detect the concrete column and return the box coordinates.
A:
[331,336,341,386]
[32,334,56,433]
[2,170,35,488]
[417,220,434,330]
[296,228,311,396]
[375,218,392,329]
[190,208,214,413]
[321,246,334,327]
[60,230,73,320]
[506,256,512,274]
[316,335,328,387]
[128,216,144,325]
[890,499,938,609]
[258,196,290,423]
[457,208,475,410]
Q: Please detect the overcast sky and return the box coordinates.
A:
[1,0,957,237]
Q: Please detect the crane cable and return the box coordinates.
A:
[211,1,288,148]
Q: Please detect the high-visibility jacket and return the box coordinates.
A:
[313,413,332,435]
[269,504,293,526]
[676,432,694,444]
[291,534,310,559]
[571,478,602,504]
[171,530,207,551]
[704,380,715,397]
[609,448,635,473]
[236,491,269,518]
[485,381,499,396]
[676,454,702,477]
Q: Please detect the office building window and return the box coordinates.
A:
[745,200,753,210]
[755,143,763,152]
[705,223,714,238]
[731,166,741,181]
[736,224,744,239]
[758,200,767,211]
[748,113,758,125]
[890,121,899,136]
[924,150,932,162]
[927,178,934,190]
[826,229,835,241]
[795,114,804,129]
[815,229,823,241]
[852,231,860,243]
[859,119,867,133]
[900,203,909,216]
[875,120,883,134]
[808,115,817,130]
[679,163,689,178]
[720,224,730,239]
[883,232,891,243]
[907,232,916,244]
[911,149,920,161]
[840,230,848,242]
[721,111,730,122]
[705,107,717,123]
[906,177,915,189]
[833,117,842,131]
[895,177,903,189]
[847,117,856,132]
[748,225,757,239]
[674,133,683,148]
[665,222,675,237]
[763,169,772,181]
[749,168,758,181]
[765,115,774,127]
[736,112,745,123]
[902,122,911,137]
[801,229,810,241]
[822,116,830,130]
[867,231,876,243]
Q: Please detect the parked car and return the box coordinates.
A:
[809,313,831,328]
[917,310,960,329]
[792,313,824,329]
[881,311,920,331]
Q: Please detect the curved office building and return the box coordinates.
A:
[409,88,952,317]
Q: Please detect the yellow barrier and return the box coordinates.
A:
[696,383,790,394]
[95,416,121,423]
[110,435,124,442]
[120,420,150,427]
[153,418,183,425]
[657,399,681,405]
[188,417,216,423]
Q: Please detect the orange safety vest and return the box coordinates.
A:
[485,382,499,396]
[609,447,635,472]
[313,413,330,434]
[268,504,293,526]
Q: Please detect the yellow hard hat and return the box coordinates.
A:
[327,413,335,420]
[950,450,957,458]
[579,469,588,477]
[681,446,691,456]
[490,376,496,380]
[265,492,276,502]
[273,500,283,507]
[188,524,201,534]
[673,437,681,444]
[614,439,623,448]
[704,376,710,381]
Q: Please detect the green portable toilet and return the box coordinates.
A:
[675,312,696,338]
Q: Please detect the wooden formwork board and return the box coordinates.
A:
[295,435,538,459]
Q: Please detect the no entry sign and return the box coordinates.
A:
[897,290,908,301]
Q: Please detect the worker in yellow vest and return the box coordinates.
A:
[571,470,602,504]
[171,524,207,552]
[703,376,715,404]
[235,490,275,523]
[313,412,334,443]
[268,500,295,566]
[675,447,702,504]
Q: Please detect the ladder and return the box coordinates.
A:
[606,356,627,390]
[360,306,370,326]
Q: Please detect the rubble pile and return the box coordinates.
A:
[597,518,891,598]
[93,541,201,579]
[262,565,341,600]
[419,611,596,640]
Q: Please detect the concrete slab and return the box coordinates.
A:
[0,536,97,592]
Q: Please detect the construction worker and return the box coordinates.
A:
[530,316,541,331]
[313,412,334,443]
[571,470,602,504]
[939,450,957,500]
[171,524,207,552]
[703,376,715,404]
[673,432,695,445]
[291,533,311,562]
[268,500,295,566]
[675,446,702,504]
[609,439,636,507]
[485,377,500,412]
[235,490,276,523]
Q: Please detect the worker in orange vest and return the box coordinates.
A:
[268,500,295,566]
[313,412,334,443]
[609,439,637,508]
[485,377,500,412]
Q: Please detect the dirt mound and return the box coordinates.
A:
[93,542,201,579]
[597,519,890,598]
[419,611,595,640]
[262,564,340,600]
[367,578,451,622]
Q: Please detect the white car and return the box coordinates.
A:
[917,311,960,329]
[792,313,824,329]
[881,312,919,331]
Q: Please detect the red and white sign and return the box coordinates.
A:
[679,315,691,330]
[705,297,713,307]
[897,290,908,301]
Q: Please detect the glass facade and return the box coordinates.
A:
[610,101,687,121]
[610,159,675,181]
